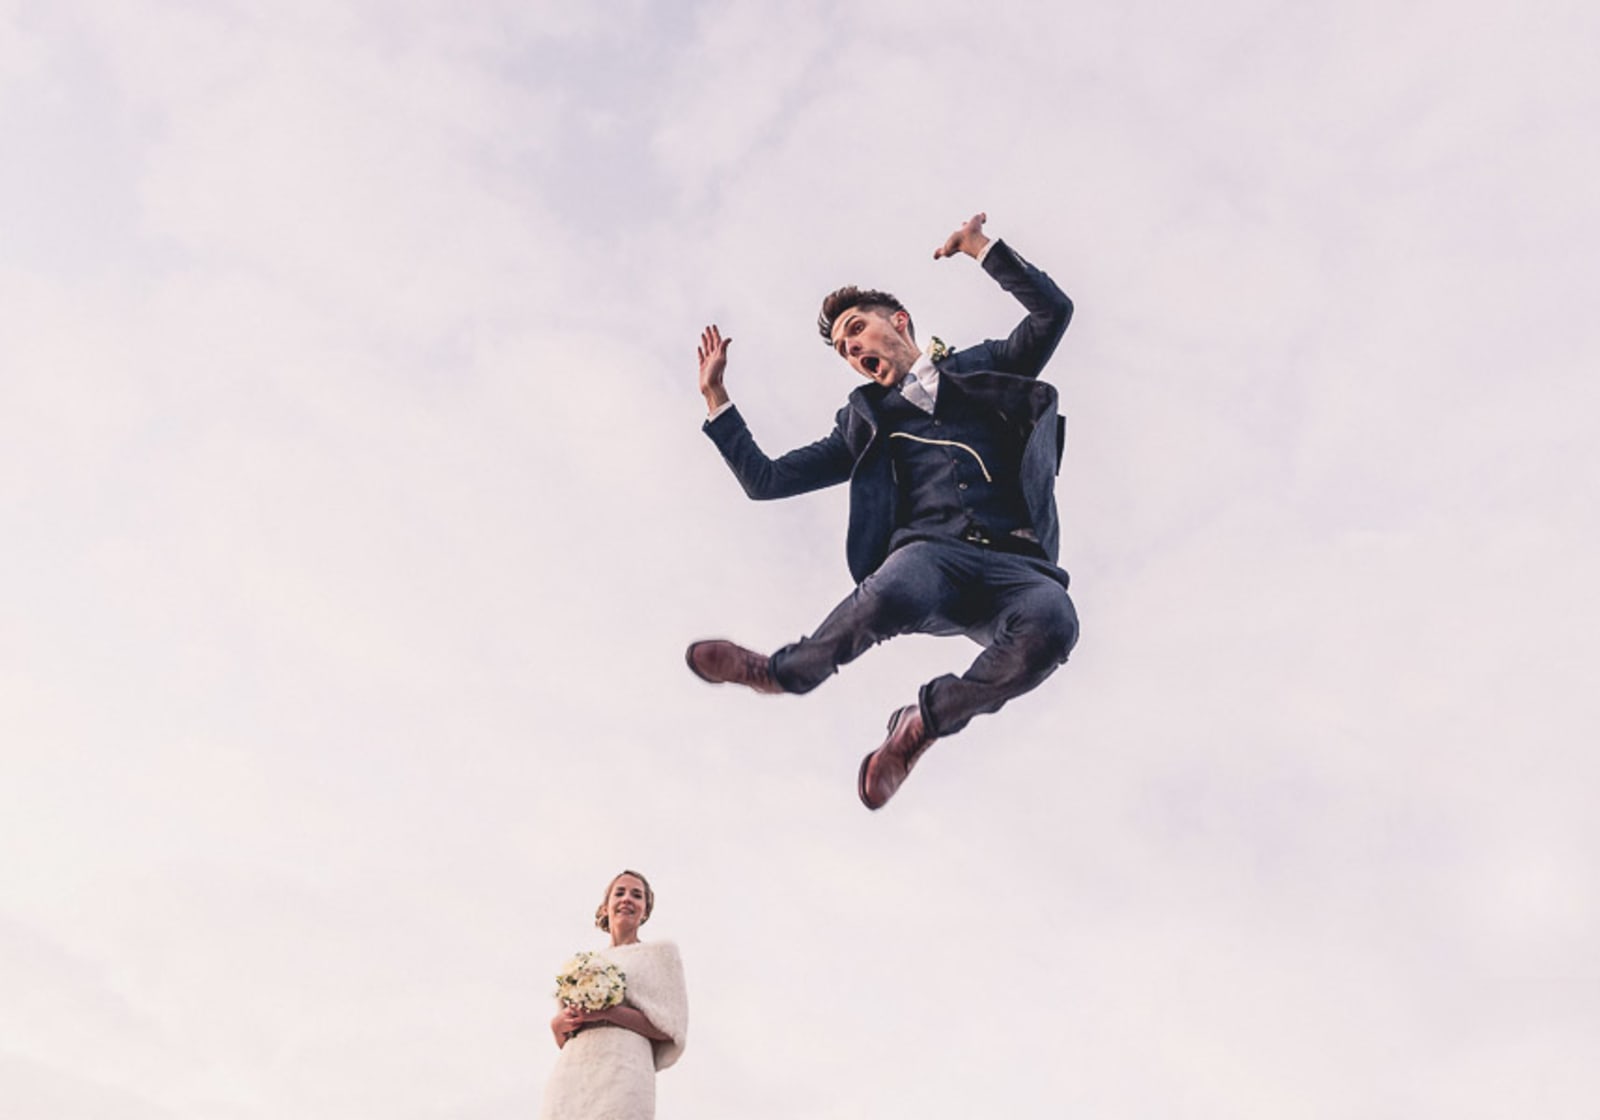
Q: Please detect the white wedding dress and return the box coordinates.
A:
[538,940,688,1120]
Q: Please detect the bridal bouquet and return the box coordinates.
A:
[554,951,626,1011]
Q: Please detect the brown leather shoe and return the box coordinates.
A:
[857,705,937,811]
[684,640,784,695]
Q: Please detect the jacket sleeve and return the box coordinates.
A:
[702,404,854,499]
[971,238,1073,379]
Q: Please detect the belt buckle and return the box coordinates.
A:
[961,525,992,547]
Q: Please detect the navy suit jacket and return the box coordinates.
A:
[704,239,1073,585]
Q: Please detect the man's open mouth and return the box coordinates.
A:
[862,356,881,376]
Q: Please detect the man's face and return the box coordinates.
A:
[829,305,920,387]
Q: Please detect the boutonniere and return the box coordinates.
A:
[928,336,952,363]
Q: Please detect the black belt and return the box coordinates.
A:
[959,524,1046,559]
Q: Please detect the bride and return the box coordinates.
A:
[538,870,688,1120]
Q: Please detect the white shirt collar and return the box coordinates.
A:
[896,348,940,414]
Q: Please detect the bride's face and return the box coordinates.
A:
[604,875,650,935]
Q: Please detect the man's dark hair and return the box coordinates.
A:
[817,286,914,345]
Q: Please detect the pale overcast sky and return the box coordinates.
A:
[3,1,1598,1118]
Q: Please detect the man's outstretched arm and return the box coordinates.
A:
[935,212,1073,379]
[696,322,854,500]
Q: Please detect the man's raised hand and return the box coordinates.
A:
[934,211,991,261]
[698,324,732,414]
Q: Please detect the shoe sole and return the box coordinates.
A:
[857,751,877,810]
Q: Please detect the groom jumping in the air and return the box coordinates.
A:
[690,212,1079,810]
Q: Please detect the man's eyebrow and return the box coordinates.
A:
[831,316,854,352]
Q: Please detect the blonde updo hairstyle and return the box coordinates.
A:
[594,869,655,932]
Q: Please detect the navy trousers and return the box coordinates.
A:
[769,538,1079,737]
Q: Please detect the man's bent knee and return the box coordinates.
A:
[1028,597,1079,667]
